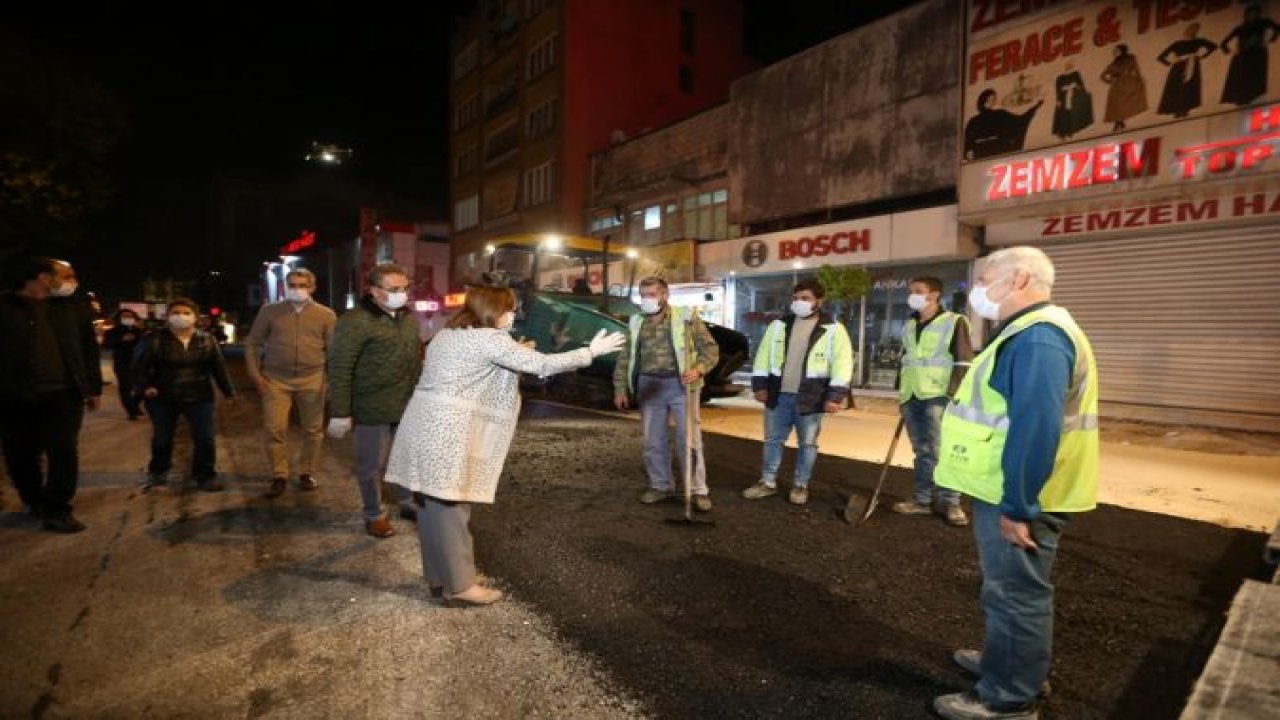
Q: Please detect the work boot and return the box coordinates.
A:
[693,494,713,512]
[891,499,932,515]
[933,691,1037,719]
[953,649,1052,698]
[264,477,287,499]
[741,481,778,500]
[944,504,969,527]
[789,487,809,505]
[639,488,674,504]
[297,473,318,491]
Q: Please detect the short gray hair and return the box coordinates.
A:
[286,268,316,286]
[981,246,1055,293]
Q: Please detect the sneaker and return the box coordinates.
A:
[945,504,969,527]
[42,514,87,534]
[693,494,713,512]
[639,488,675,504]
[789,487,809,505]
[297,474,318,491]
[741,481,778,500]
[365,515,395,538]
[933,691,1037,719]
[891,500,933,515]
[953,649,1052,698]
[196,478,225,493]
[264,477,287,499]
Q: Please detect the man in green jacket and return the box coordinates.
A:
[327,263,423,538]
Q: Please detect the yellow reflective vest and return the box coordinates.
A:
[934,305,1099,512]
[898,311,964,403]
[622,305,698,393]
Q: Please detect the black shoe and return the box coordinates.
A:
[142,473,168,492]
[196,478,225,493]
[264,477,287,499]
[399,505,418,523]
[43,514,87,533]
[297,474,318,491]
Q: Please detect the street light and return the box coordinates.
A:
[305,141,353,166]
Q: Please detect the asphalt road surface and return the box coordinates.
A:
[0,354,1268,718]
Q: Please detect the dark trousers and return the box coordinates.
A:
[146,399,216,480]
[113,360,143,417]
[0,389,85,516]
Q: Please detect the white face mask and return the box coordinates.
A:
[285,288,311,303]
[497,311,515,330]
[790,300,814,317]
[639,298,662,315]
[168,314,195,330]
[50,281,78,297]
[907,293,928,311]
[381,291,408,310]
[968,279,1009,321]
[120,318,137,327]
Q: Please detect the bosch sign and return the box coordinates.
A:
[778,230,870,260]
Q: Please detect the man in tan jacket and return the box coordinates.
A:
[244,268,336,498]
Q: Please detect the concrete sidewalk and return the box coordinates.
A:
[569,393,1280,533]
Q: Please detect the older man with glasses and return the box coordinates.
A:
[244,268,336,498]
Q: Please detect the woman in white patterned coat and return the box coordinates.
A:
[384,285,624,607]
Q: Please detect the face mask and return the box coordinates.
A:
[968,282,1007,321]
[381,291,408,310]
[120,318,137,327]
[790,300,814,317]
[286,288,311,303]
[497,312,515,330]
[907,293,928,311]
[168,314,195,330]
[50,281,78,297]
[639,298,661,315]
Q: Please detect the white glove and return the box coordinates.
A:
[327,417,353,439]
[588,329,626,358]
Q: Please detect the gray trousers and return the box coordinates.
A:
[637,375,707,494]
[354,424,413,522]
[416,495,477,595]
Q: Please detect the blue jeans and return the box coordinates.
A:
[355,424,413,522]
[761,392,823,488]
[146,399,216,480]
[637,375,707,494]
[900,396,958,506]
[972,500,1067,710]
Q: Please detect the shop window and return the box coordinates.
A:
[523,161,555,207]
[527,33,559,80]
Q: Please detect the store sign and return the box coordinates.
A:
[987,187,1280,242]
[962,103,1280,216]
[280,230,315,255]
[961,0,1278,166]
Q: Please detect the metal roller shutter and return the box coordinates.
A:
[1041,228,1280,418]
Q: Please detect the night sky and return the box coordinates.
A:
[2,2,910,306]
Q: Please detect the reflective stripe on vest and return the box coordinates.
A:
[933,305,1100,512]
[625,306,689,393]
[898,312,960,402]
[755,319,839,379]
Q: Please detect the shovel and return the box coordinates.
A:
[667,317,714,528]
[842,417,905,525]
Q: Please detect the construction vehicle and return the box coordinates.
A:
[480,234,749,405]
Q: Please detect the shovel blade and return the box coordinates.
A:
[843,494,871,525]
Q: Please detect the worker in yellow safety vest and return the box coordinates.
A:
[890,276,974,527]
[931,246,1099,720]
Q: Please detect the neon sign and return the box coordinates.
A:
[280,231,316,255]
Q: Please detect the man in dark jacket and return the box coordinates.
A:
[326,263,424,538]
[0,258,103,533]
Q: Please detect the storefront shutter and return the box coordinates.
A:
[1041,227,1280,419]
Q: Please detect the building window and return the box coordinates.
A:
[484,122,520,165]
[453,41,479,80]
[523,162,555,207]
[525,96,558,138]
[454,144,479,178]
[453,93,480,131]
[682,189,728,241]
[527,33,559,80]
[455,195,479,230]
[484,73,520,120]
[679,64,694,94]
[680,9,695,54]
[589,212,623,234]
